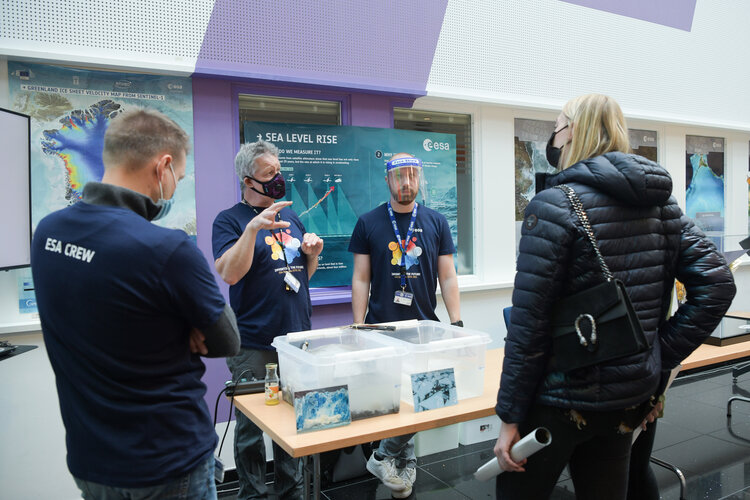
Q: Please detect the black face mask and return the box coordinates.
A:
[246,173,286,199]
[546,124,569,168]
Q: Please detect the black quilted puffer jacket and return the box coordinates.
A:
[496,152,736,424]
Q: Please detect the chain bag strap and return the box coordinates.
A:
[556,184,613,282]
[556,184,610,347]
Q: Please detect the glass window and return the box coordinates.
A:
[393,109,473,275]
[238,94,341,143]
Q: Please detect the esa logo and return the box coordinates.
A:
[423,138,450,152]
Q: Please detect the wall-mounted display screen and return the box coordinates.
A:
[0,107,31,271]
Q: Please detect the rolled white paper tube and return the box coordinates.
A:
[474,427,552,481]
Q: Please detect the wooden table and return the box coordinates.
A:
[703,311,750,346]
[233,339,750,498]
[682,341,750,371]
[233,348,503,498]
[724,311,750,321]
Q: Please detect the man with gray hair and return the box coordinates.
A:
[212,140,323,499]
[32,107,240,499]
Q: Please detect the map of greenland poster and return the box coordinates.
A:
[8,61,196,236]
[686,135,725,234]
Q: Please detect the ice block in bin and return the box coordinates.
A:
[272,326,407,420]
[359,320,491,403]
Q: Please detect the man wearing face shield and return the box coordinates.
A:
[349,152,462,498]
[212,140,323,500]
[31,108,241,499]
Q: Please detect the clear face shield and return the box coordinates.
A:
[386,157,427,204]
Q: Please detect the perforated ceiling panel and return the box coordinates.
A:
[429,0,750,130]
[0,0,214,74]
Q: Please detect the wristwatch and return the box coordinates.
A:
[451,320,464,327]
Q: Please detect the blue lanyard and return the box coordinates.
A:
[387,201,418,292]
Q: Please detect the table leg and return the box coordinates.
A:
[313,453,321,499]
[301,454,322,500]
[303,455,311,499]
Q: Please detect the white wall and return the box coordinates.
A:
[0,332,80,500]
[430,0,750,130]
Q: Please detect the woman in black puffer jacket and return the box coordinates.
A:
[493,94,736,499]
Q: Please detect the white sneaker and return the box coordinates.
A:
[392,466,416,498]
[400,466,416,485]
[366,453,407,492]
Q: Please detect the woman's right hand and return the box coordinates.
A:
[493,421,527,472]
[639,400,664,430]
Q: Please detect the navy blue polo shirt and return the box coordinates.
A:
[31,184,226,487]
[348,203,455,323]
[212,203,312,349]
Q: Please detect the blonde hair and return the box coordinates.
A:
[560,94,630,169]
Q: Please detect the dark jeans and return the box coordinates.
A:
[227,348,303,500]
[74,455,216,500]
[627,420,659,500]
[496,404,645,500]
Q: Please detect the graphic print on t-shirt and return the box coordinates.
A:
[265,229,302,263]
[389,236,423,270]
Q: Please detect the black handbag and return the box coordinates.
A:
[549,184,650,372]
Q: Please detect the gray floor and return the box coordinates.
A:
[218,359,750,499]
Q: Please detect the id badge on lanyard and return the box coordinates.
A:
[388,201,418,307]
[394,289,414,306]
[284,271,301,293]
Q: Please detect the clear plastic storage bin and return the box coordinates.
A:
[361,320,492,404]
[272,327,407,420]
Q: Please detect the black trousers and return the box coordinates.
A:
[496,404,646,500]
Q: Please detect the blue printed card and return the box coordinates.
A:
[411,368,458,412]
[293,385,351,433]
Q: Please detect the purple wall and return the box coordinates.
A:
[195,1,448,96]
[193,77,416,421]
[559,0,697,31]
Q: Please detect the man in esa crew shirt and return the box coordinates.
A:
[32,107,239,500]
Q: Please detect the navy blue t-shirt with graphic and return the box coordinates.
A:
[348,203,455,323]
[31,200,226,487]
[212,203,312,350]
